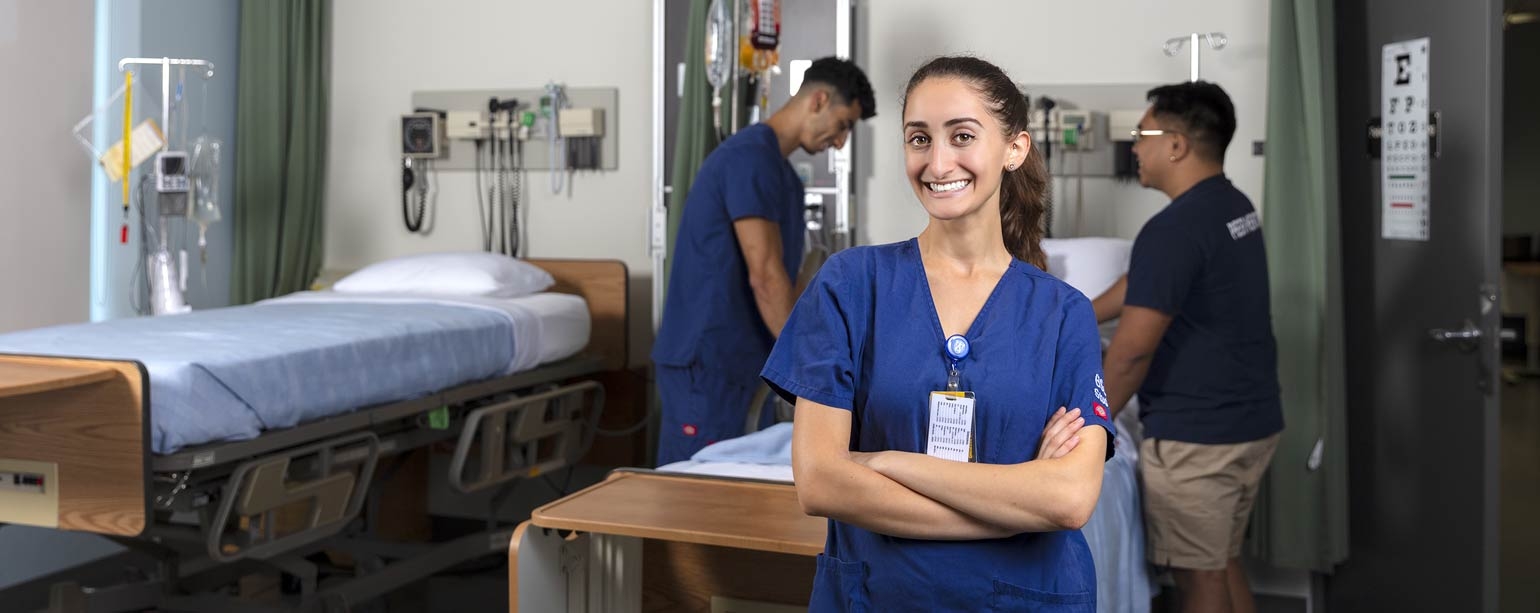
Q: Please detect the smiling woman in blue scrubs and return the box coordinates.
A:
[762,56,1116,612]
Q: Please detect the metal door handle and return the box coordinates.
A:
[1428,320,1482,342]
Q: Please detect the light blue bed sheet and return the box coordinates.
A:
[0,302,515,455]
[1084,424,1158,613]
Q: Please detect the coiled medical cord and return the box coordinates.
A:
[1039,97,1056,237]
[505,116,521,257]
[475,139,492,251]
[498,118,516,256]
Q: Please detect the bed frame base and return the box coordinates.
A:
[0,373,605,612]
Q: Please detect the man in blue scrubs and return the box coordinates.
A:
[1092,82,1283,613]
[652,57,875,465]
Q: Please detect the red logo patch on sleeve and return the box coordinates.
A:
[1093,403,1108,420]
[682,424,698,437]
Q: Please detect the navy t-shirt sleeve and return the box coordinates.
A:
[1049,294,1117,460]
[761,253,864,411]
[1125,216,1203,316]
[720,147,786,223]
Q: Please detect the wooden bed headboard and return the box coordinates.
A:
[527,259,629,372]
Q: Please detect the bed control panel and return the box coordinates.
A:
[0,459,60,528]
[0,470,46,494]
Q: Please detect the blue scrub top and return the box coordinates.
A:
[652,123,806,382]
[762,239,1115,612]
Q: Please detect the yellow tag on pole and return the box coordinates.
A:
[99,119,165,183]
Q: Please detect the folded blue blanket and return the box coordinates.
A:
[690,422,793,465]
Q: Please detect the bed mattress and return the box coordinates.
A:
[0,292,589,454]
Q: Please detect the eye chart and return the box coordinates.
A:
[1381,37,1431,241]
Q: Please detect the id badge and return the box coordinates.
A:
[926,391,976,462]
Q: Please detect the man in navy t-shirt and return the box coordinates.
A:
[651,58,875,465]
[1092,81,1283,613]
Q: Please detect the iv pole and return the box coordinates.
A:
[118,57,216,151]
[1163,33,1228,81]
[117,57,215,315]
[116,57,215,244]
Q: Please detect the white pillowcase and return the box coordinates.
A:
[1042,237,1133,298]
[332,252,555,298]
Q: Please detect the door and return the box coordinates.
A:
[1332,0,1503,611]
[651,0,856,329]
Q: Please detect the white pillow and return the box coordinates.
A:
[1042,237,1133,298]
[332,252,555,298]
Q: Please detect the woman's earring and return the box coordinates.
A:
[1168,155,1176,162]
[1007,163,1016,171]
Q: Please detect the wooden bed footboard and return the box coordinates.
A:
[0,354,149,536]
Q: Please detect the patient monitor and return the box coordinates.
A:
[155,151,190,217]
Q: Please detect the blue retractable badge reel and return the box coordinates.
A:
[944,334,969,391]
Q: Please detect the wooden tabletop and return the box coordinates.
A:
[529,471,826,556]
[0,359,117,399]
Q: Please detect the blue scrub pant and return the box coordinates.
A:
[655,363,776,466]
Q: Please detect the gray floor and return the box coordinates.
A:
[1150,593,1306,613]
[1501,369,1540,613]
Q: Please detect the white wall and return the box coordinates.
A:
[326,0,655,366]
[0,0,93,332]
[855,0,1272,244]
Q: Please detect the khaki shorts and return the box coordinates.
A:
[1139,433,1280,571]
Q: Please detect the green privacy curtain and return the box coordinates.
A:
[231,0,330,304]
[664,0,724,293]
[1251,0,1349,572]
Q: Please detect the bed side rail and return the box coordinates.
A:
[204,431,380,562]
[449,380,605,494]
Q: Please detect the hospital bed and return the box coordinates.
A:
[506,238,1153,613]
[0,258,629,612]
